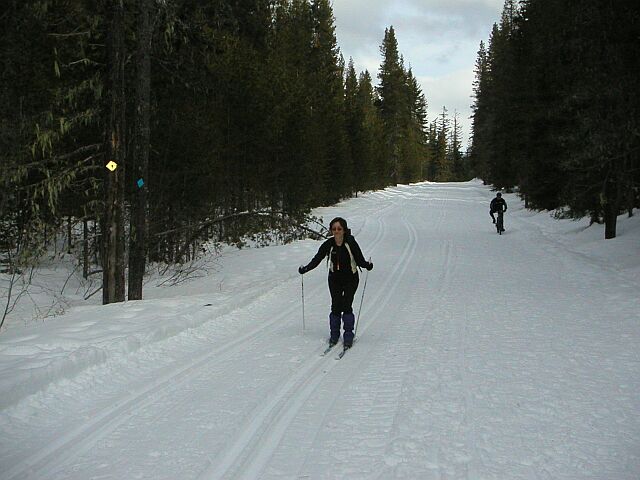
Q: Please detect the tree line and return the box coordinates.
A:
[470,0,640,239]
[1,0,470,309]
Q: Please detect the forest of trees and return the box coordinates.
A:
[1,0,470,308]
[470,0,640,239]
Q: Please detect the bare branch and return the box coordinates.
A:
[47,31,91,38]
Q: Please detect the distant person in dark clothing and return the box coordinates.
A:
[490,192,507,233]
[298,217,373,348]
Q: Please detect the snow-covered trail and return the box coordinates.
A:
[1,182,639,480]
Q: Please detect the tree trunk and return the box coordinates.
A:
[103,0,127,304]
[67,216,72,254]
[93,220,100,266]
[128,0,152,301]
[603,167,624,240]
[603,199,617,239]
[627,174,635,218]
[83,219,89,279]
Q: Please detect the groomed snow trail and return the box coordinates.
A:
[1,182,639,480]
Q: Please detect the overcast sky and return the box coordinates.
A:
[332,0,505,148]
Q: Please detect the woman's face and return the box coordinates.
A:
[330,222,344,241]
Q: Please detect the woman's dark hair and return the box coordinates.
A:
[329,217,351,236]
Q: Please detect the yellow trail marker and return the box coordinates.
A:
[106,161,118,171]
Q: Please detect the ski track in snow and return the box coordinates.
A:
[1,181,639,480]
[2,279,323,480]
[196,203,403,480]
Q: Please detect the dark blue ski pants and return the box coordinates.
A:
[328,273,359,344]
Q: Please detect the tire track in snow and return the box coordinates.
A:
[307,183,477,477]
[383,198,453,477]
[429,198,478,478]
[308,185,481,479]
[380,187,481,478]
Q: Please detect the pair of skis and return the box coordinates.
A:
[321,341,353,359]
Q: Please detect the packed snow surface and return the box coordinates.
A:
[1,180,639,479]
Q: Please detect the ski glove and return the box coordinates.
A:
[365,261,373,271]
[298,265,308,274]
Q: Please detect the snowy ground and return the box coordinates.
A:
[1,180,639,480]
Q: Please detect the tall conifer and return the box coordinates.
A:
[377,26,406,184]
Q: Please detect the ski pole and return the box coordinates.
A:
[301,273,306,333]
[354,257,371,338]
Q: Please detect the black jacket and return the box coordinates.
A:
[490,197,507,213]
[303,235,369,275]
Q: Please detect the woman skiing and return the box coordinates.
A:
[298,217,373,349]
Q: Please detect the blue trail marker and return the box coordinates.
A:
[137,178,145,188]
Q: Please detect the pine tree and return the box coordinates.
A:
[266,0,317,212]
[344,59,360,193]
[377,26,406,184]
[309,0,349,204]
[434,108,452,182]
[355,70,385,190]
[450,112,466,180]
[487,1,519,190]
[515,0,570,210]
[559,0,640,237]
[472,0,640,238]
[404,69,428,181]
[0,1,106,302]
[469,40,491,182]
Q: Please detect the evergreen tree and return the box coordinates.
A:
[486,1,521,190]
[558,0,640,237]
[450,112,466,181]
[309,0,349,204]
[434,108,451,182]
[344,59,360,194]
[469,40,491,182]
[4,0,488,319]
[472,0,640,238]
[265,0,316,212]
[0,1,105,294]
[404,69,428,181]
[516,0,570,210]
[377,26,406,184]
[354,70,385,190]
[425,121,438,180]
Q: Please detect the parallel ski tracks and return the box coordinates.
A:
[4,201,395,480]
[3,283,325,480]
[293,193,451,478]
[199,200,419,480]
[376,189,482,478]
